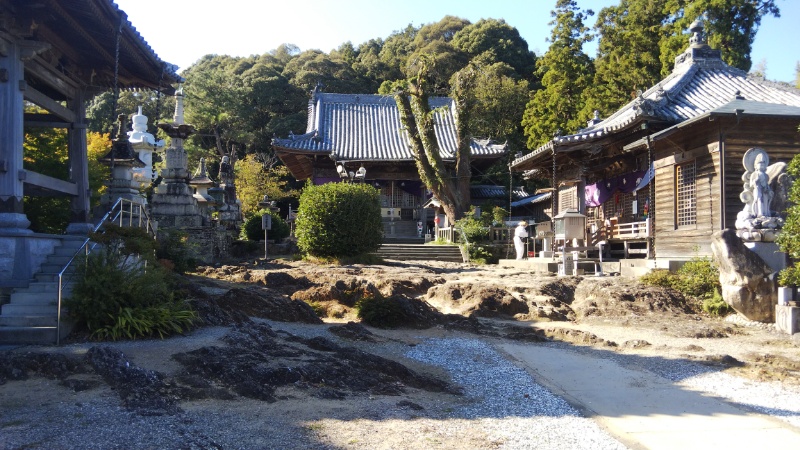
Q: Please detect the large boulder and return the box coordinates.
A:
[711,229,776,322]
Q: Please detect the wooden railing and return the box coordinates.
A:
[588,218,650,245]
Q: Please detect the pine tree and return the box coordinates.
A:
[521,0,594,150]
[582,0,669,119]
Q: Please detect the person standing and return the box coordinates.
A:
[514,221,529,260]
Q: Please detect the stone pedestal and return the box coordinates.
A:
[744,241,788,273]
[776,305,800,335]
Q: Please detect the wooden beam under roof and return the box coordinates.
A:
[23,84,76,122]
[46,0,115,66]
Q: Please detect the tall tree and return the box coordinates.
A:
[452,18,538,84]
[522,0,595,150]
[391,58,474,223]
[659,0,780,74]
[582,0,669,118]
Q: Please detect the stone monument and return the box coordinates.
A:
[128,106,165,188]
[149,86,204,228]
[189,157,217,222]
[215,154,242,229]
[99,114,146,208]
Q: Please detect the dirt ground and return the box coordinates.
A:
[1,257,799,449]
[192,257,800,385]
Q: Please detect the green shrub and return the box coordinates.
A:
[466,243,501,264]
[674,258,720,299]
[777,154,800,286]
[241,209,290,242]
[66,225,196,340]
[638,269,677,289]
[778,262,800,287]
[639,258,720,300]
[356,293,404,328]
[155,228,197,274]
[455,215,489,243]
[702,290,732,316]
[295,182,382,258]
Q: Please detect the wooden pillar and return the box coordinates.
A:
[0,38,30,232]
[66,89,92,234]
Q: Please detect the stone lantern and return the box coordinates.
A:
[99,114,146,208]
[554,208,587,246]
[189,157,217,223]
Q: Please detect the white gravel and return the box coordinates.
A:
[678,372,800,428]
[406,338,627,450]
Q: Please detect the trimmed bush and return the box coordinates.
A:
[241,209,290,242]
[295,182,382,258]
[674,258,720,299]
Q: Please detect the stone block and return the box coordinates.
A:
[775,305,800,334]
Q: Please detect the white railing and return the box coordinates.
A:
[56,198,155,345]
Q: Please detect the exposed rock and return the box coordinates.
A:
[425,283,529,318]
[217,287,323,324]
[0,352,86,384]
[543,328,618,347]
[711,229,776,322]
[329,321,378,342]
[622,340,651,349]
[571,278,693,319]
[87,346,182,416]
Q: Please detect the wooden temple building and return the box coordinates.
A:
[509,20,800,274]
[0,0,179,339]
[273,89,508,239]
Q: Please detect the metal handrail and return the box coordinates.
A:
[56,198,155,344]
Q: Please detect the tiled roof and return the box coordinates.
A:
[624,99,800,152]
[471,184,530,201]
[511,192,552,208]
[512,38,800,169]
[273,93,507,161]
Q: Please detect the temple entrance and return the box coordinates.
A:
[378,181,426,239]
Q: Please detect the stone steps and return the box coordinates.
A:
[0,238,85,345]
[375,244,464,262]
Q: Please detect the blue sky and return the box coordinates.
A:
[115,0,798,83]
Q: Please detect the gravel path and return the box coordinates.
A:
[406,338,627,450]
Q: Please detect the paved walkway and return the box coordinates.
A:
[498,343,800,450]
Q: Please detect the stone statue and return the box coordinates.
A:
[219,155,234,187]
[750,151,772,217]
[736,147,784,241]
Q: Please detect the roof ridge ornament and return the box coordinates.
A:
[688,17,707,48]
[673,16,725,71]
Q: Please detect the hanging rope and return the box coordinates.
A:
[108,15,123,137]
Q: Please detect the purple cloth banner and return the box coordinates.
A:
[584,170,646,206]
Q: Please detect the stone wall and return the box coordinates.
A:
[182,226,234,264]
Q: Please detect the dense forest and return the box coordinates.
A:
[73,0,793,224]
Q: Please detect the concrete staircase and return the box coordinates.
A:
[375,243,465,262]
[0,237,86,345]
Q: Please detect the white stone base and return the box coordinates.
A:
[776,305,800,334]
[744,241,788,273]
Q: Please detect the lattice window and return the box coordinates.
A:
[675,161,697,227]
[558,185,577,213]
